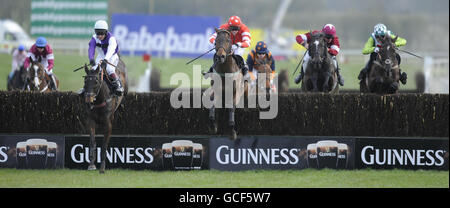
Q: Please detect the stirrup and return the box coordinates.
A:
[338,74,344,86]
[294,73,303,84]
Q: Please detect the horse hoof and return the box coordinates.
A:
[230,129,237,140]
[209,123,217,134]
[87,165,96,171]
[99,170,105,174]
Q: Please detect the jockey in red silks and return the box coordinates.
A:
[294,24,344,86]
[23,37,58,90]
[204,16,252,78]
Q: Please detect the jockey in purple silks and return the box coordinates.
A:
[87,20,124,96]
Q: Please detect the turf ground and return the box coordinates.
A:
[0,168,447,188]
[0,51,423,91]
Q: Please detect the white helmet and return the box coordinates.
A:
[94,20,108,30]
[373,23,387,37]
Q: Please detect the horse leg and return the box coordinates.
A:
[228,105,237,140]
[209,80,217,134]
[100,119,112,174]
[322,73,331,92]
[388,82,399,94]
[311,76,319,92]
[87,119,97,170]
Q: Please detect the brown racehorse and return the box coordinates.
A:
[208,28,245,140]
[83,59,128,174]
[25,60,59,92]
[360,35,402,94]
[245,58,275,98]
[301,32,339,94]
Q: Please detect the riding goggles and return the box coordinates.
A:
[95,29,107,36]
[229,26,240,31]
[325,34,333,39]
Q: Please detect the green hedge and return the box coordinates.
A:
[0,91,447,137]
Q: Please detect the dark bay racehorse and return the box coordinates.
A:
[301,32,339,93]
[208,28,245,140]
[360,35,402,94]
[83,59,128,173]
[25,60,59,92]
[7,65,27,91]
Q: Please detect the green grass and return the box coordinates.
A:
[0,168,447,188]
[0,52,424,91]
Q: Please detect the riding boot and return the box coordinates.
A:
[294,66,304,84]
[8,71,14,82]
[110,74,124,96]
[358,61,370,80]
[399,69,407,85]
[203,64,215,79]
[235,55,248,76]
[48,74,57,90]
[336,67,344,86]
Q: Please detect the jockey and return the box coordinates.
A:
[358,23,407,84]
[294,24,344,86]
[88,20,124,96]
[246,41,276,89]
[23,37,57,90]
[205,16,251,78]
[8,44,27,82]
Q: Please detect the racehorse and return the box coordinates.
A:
[82,59,128,173]
[208,28,245,140]
[360,35,402,94]
[7,65,27,91]
[301,32,339,93]
[245,58,276,98]
[25,60,59,92]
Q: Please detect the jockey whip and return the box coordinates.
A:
[186,48,215,65]
[396,49,423,59]
[73,60,117,72]
[292,49,308,76]
[73,65,85,72]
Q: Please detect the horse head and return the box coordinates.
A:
[214,28,232,64]
[83,64,103,104]
[308,32,327,69]
[255,58,272,91]
[377,35,399,80]
[27,60,47,91]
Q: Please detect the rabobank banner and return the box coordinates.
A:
[111,14,220,58]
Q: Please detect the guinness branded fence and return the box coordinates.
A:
[1,135,448,171]
[0,135,64,169]
[0,91,448,137]
[65,136,209,170]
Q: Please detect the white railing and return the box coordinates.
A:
[424,56,449,94]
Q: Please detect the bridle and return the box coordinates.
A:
[28,62,49,92]
[84,65,108,109]
[373,39,399,77]
[215,30,233,57]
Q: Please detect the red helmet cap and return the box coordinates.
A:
[228,16,242,27]
[322,24,336,36]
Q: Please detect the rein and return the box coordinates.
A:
[86,66,109,109]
